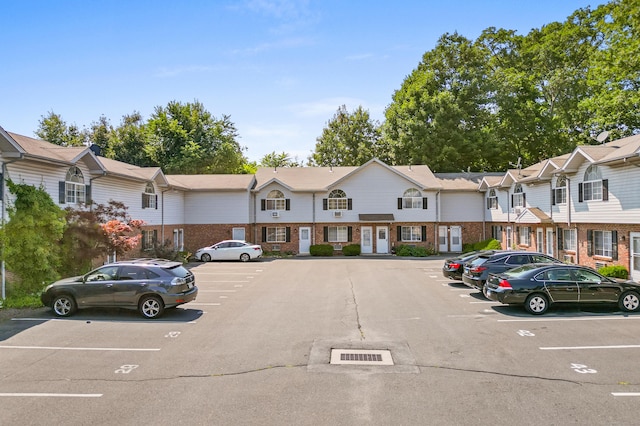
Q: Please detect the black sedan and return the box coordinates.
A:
[484,263,640,315]
[41,259,198,319]
[442,251,495,281]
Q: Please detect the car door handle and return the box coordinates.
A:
[106,284,113,288]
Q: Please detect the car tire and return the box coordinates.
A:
[52,294,77,317]
[139,295,165,319]
[525,293,548,315]
[619,291,640,312]
[481,283,489,299]
[240,253,250,262]
[201,253,211,262]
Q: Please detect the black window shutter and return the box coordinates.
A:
[522,193,526,207]
[510,194,513,208]
[323,226,328,242]
[602,179,608,201]
[487,197,490,209]
[85,185,92,204]
[286,227,291,243]
[516,226,520,244]
[397,226,402,241]
[59,181,66,204]
[578,183,584,202]
[322,199,328,210]
[155,194,158,210]
[557,227,563,250]
[397,198,403,209]
[142,193,146,209]
[261,227,266,242]
[347,226,352,242]
[285,199,290,210]
[612,230,618,260]
[422,197,428,209]
[261,199,266,211]
[551,188,556,205]
[421,226,427,241]
[347,199,353,210]
[587,229,593,256]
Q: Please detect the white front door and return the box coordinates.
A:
[361,226,373,254]
[298,227,311,254]
[438,226,448,252]
[506,227,513,250]
[450,226,462,252]
[376,226,388,254]
[546,228,554,257]
[536,228,544,253]
[631,232,640,282]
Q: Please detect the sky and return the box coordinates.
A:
[2,0,607,163]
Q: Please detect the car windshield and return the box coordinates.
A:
[468,256,488,266]
[502,264,540,277]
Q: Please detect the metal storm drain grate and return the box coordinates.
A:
[330,349,394,366]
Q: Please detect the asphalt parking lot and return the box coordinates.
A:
[2,256,640,425]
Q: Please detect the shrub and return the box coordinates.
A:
[342,244,361,256]
[598,265,628,279]
[310,244,334,256]
[463,238,502,253]
[395,245,431,257]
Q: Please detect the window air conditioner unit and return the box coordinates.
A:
[271,211,280,218]
[333,211,342,218]
[511,208,521,215]
[333,244,343,250]
[272,244,281,251]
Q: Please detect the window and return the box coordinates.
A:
[64,166,86,204]
[266,227,287,243]
[402,188,422,209]
[401,226,422,242]
[266,190,285,210]
[594,230,613,258]
[582,165,603,201]
[143,182,156,209]
[232,227,246,241]
[491,225,502,242]
[554,176,567,205]
[142,230,157,250]
[328,189,348,210]
[487,189,498,209]
[563,229,577,251]
[328,226,348,242]
[173,229,184,251]
[519,226,531,246]
[512,184,525,208]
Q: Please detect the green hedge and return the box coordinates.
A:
[342,244,361,256]
[462,238,502,253]
[310,244,334,256]
[598,265,628,279]
[395,245,431,257]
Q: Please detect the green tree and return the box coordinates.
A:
[35,111,86,146]
[311,105,385,166]
[383,33,494,172]
[103,112,155,166]
[3,181,66,295]
[146,100,248,174]
[260,151,302,168]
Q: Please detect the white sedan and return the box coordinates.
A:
[194,240,263,262]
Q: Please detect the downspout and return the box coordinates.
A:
[434,190,440,250]
[161,187,171,244]
[2,158,22,300]
[312,193,316,245]
[88,172,107,212]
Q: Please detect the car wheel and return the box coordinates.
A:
[619,291,640,312]
[201,253,211,262]
[52,294,77,317]
[139,296,164,319]
[525,294,548,315]
[240,253,250,262]
[481,283,490,299]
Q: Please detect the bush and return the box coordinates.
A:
[310,244,334,256]
[395,245,431,257]
[342,244,361,256]
[598,265,628,279]
[463,238,502,253]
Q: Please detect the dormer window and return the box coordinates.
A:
[487,189,498,209]
[553,176,567,205]
[512,184,525,208]
[327,189,348,210]
[142,182,157,209]
[266,190,285,210]
[59,166,87,204]
[579,165,608,202]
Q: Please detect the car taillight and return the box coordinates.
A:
[450,262,461,268]
[253,247,261,251]
[171,277,186,286]
[471,266,487,273]
[498,279,512,289]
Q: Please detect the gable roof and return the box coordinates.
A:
[254,165,357,192]
[7,131,103,170]
[97,157,168,186]
[435,172,499,191]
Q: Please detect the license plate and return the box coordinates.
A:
[187,282,193,289]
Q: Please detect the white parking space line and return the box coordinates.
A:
[470,301,495,304]
[612,393,640,397]
[195,272,258,275]
[498,316,640,323]
[0,345,160,351]
[202,281,250,283]
[0,393,103,398]
[540,344,640,351]
[188,303,221,306]
[199,290,237,293]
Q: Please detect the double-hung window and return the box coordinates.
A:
[594,230,612,257]
[519,226,531,246]
[266,190,285,210]
[328,189,348,210]
[582,165,603,201]
[401,226,422,242]
[554,176,567,205]
[266,227,287,243]
[328,226,348,242]
[402,188,422,209]
[65,166,86,204]
[512,184,525,208]
[563,229,577,252]
[142,183,156,209]
[487,189,498,209]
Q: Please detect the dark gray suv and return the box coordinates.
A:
[41,258,197,319]
[461,251,562,294]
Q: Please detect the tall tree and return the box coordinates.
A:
[260,151,302,168]
[146,100,247,174]
[311,105,384,166]
[383,33,494,172]
[35,111,86,146]
[103,112,154,166]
